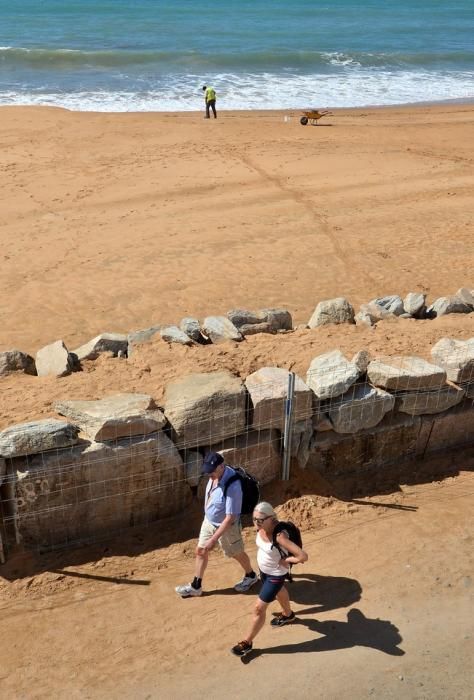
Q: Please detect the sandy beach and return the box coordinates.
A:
[1,104,473,356]
[1,103,474,698]
[1,103,473,427]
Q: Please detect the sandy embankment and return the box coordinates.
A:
[0,103,473,425]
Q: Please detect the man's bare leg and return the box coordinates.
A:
[233,550,253,573]
[194,546,209,579]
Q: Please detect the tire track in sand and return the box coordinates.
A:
[236,151,376,285]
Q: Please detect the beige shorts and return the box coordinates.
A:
[198,517,244,558]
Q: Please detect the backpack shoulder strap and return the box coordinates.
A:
[272,521,296,582]
[272,522,289,554]
[222,468,239,498]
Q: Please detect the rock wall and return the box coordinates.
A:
[7,432,190,551]
[0,335,473,556]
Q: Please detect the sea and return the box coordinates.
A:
[1,0,473,112]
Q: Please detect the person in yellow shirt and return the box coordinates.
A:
[202,85,217,119]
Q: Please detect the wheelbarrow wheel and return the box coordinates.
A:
[300,116,308,125]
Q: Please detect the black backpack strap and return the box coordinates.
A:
[272,523,294,582]
[222,469,239,498]
[272,523,289,556]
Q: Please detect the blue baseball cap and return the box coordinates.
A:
[202,451,224,474]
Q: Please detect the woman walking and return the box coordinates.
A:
[231,501,308,657]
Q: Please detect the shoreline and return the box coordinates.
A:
[2,96,474,116]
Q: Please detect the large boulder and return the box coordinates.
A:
[227,309,266,327]
[367,356,447,392]
[416,402,474,455]
[72,333,128,361]
[430,337,474,383]
[355,302,394,327]
[202,316,243,343]
[227,310,274,336]
[306,350,359,400]
[260,308,293,331]
[313,414,333,432]
[12,432,191,550]
[427,296,472,318]
[0,349,36,376]
[403,292,426,317]
[309,413,421,477]
[164,371,247,447]
[0,457,6,485]
[225,308,293,336]
[351,350,371,375]
[327,383,395,434]
[239,322,274,336]
[127,325,162,355]
[180,318,206,343]
[36,340,75,378]
[208,429,281,485]
[370,295,405,316]
[308,297,355,328]
[397,385,464,415]
[455,288,474,309]
[245,367,313,430]
[0,419,79,458]
[55,393,166,442]
[160,326,193,345]
[290,419,314,469]
[183,450,203,488]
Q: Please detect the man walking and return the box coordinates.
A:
[175,451,258,597]
[202,85,217,119]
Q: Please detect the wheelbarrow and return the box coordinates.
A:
[300,109,332,125]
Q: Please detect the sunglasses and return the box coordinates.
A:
[253,515,271,525]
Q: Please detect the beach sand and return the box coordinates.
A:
[1,104,473,355]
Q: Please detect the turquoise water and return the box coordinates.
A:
[1,0,473,111]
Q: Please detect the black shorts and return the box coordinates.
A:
[258,571,286,603]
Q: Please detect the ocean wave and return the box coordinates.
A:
[0,46,175,69]
[1,46,474,72]
[1,70,473,112]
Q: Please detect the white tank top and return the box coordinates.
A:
[256,530,288,576]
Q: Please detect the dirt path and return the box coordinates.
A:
[1,468,473,699]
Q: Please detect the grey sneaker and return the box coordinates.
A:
[234,574,258,593]
[175,582,202,598]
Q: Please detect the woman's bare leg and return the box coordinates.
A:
[276,586,292,616]
[243,599,268,642]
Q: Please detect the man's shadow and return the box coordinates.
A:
[242,608,404,663]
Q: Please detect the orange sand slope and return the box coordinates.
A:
[1,104,473,354]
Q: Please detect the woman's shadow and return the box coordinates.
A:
[242,608,405,663]
[287,572,363,615]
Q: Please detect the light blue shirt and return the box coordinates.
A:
[204,465,243,526]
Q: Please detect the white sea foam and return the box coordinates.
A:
[1,70,472,112]
[323,53,361,67]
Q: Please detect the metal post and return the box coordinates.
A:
[282,371,296,481]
